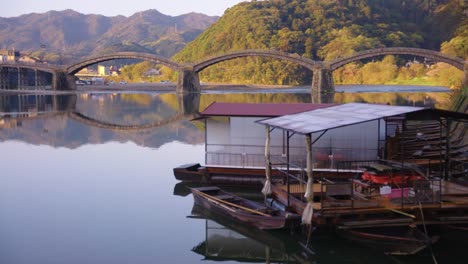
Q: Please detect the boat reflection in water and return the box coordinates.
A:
[190,204,314,263]
[189,203,446,263]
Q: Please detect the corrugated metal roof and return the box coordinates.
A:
[200,102,335,117]
[257,103,425,134]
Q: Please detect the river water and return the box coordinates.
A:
[0,85,464,263]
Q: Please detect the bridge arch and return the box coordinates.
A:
[68,112,195,131]
[193,49,320,72]
[328,47,465,71]
[67,52,183,75]
[0,62,60,74]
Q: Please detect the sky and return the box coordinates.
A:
[1,0,247,18]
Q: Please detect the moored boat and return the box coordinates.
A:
[190,186,300,230]
[173,163,206,182]
[175,163,358,185]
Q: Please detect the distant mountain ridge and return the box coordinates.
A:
[0,9,218,63]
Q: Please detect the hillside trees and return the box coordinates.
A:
[171,0,465,87]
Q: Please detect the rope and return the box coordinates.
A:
[418,202,438,264]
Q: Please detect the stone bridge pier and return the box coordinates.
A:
[464,64,468,87]
[52,71,76,91]
[0,68,9,90]
[18,68,28,89]
[177,92,201,115]
[311,66,335,103]
[177,67,201,93]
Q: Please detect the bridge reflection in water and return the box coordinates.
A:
[0,89,450,150]
[0,92,200,131]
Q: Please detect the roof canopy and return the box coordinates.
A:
[257,103,426,134]
[200,102,335,118]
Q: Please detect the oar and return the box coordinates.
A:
[192,188,271,217]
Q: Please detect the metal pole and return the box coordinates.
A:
[445,118,451,180]
[35,69,38,89]
[287,131,290,207]
[17,67,20,90]
[204,118,207,165]
[377,119,381,159]
[439,119,443,178]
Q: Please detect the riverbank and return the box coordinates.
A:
[0,83,453,95]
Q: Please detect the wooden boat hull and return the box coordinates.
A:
[175,164,280,184]
[175,163,358,185]
[191,186,299,230]
[173,163,206,182]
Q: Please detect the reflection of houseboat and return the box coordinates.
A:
[177,102,468,255]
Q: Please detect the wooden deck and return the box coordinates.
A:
[277,183,324,194]
[441,181,468,196]
[277,180,468,198]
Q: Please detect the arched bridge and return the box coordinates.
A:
[1,47,466,94]
[192,49,320,72]
[0,62,60,74]
[67,52,183,75]
[329,47,466,71]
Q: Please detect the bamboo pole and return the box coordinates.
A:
[192,188,271,217]
[262,125,272,196]
[302,133,314,225]
[385,207,416,219]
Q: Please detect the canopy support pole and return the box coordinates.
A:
[302,133,314,225]
[262,125,272,196]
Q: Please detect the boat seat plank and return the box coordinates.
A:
[214,194,241,201]
[194,186,220,192]
[342,218,414,227]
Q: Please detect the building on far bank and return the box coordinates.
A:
[98,65,110,76]
[0,49,20,62]
[0,49,44,64]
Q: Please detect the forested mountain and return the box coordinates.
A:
[173,0,467,87]
[0,9,218,63]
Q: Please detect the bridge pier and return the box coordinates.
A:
[177,68,201,93]
[311,68,335,103]
[464,65,468,87]
[18,68,30,90]
[177,92,201,115]
[0,67,8,90]
[52,71,76,91]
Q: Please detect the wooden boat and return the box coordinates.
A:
[190,186,300,230]
[338,226,439,255]
[173,163,207,182]
[174,163,283,184]
[174,163,358,184]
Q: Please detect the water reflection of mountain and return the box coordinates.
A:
[0,90,452,149]
[0,93,204,149]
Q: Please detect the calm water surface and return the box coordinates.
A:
[0,86,464,263]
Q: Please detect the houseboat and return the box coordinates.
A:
[176,102,468,254]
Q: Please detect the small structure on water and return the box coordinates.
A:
[177,102,468,255]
